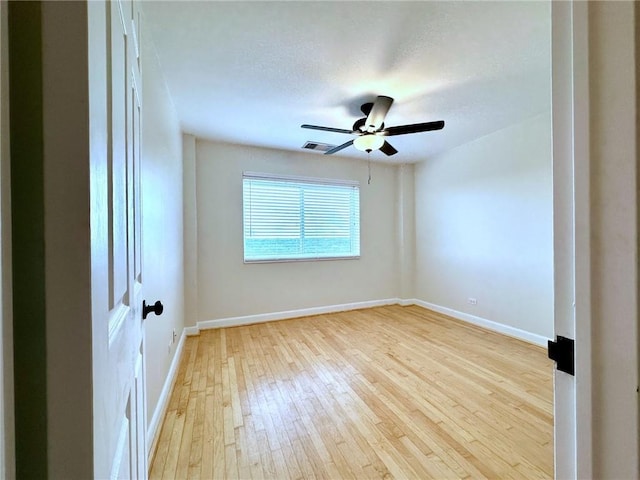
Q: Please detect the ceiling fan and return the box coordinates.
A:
[301,95,444,156]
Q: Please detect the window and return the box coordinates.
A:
[243,172,360,262]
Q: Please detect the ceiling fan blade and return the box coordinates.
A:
[382,120,445,136]
[324,139,354,155]
[379,141,398,156]
[301,124,354,135]
[365,96,394,132]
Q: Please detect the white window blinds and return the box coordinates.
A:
[243,172,360,262]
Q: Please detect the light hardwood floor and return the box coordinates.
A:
[150,305,553,479]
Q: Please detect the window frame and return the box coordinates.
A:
[242,171,361,263]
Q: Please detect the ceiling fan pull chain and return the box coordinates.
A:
[368,154,372,185]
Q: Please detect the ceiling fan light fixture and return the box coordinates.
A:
[354,134,384,152]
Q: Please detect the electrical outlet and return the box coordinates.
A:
[468,297,477,305]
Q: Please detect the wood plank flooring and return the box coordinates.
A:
[150,305,553,479]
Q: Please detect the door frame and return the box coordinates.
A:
[551,2,591,478]
[552,2,640,478]
[0,1,14,477]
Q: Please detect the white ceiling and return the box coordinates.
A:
[143,1,550,164]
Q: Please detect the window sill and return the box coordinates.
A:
[244,255,360,264]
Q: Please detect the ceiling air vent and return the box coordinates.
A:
[302,141,335,153]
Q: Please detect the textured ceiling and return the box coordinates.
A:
[143,1,551,163]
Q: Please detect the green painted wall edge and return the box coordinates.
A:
[8,2,48,478]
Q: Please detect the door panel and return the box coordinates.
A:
[132,63,143,287]
[134,348,147,479]
[113,411,131,479]
[109,0,130,315]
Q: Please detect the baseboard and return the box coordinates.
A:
[146,330,187,459]
[409,298,550,347]
[184,325,200,336]
[189,297,548,347]
[196,298,401,330]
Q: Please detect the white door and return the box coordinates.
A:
[91,1,147,478]
[551,2,590,478]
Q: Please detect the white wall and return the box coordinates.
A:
[397,164,416,300]
[414,113,554,339]
[194,141,400,321]
[182,134,198,326]
[588,2,638,476]
[141,28,185,433]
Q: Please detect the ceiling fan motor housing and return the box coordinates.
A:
[353,117,384,133]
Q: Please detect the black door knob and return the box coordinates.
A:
[142,300,164,319]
